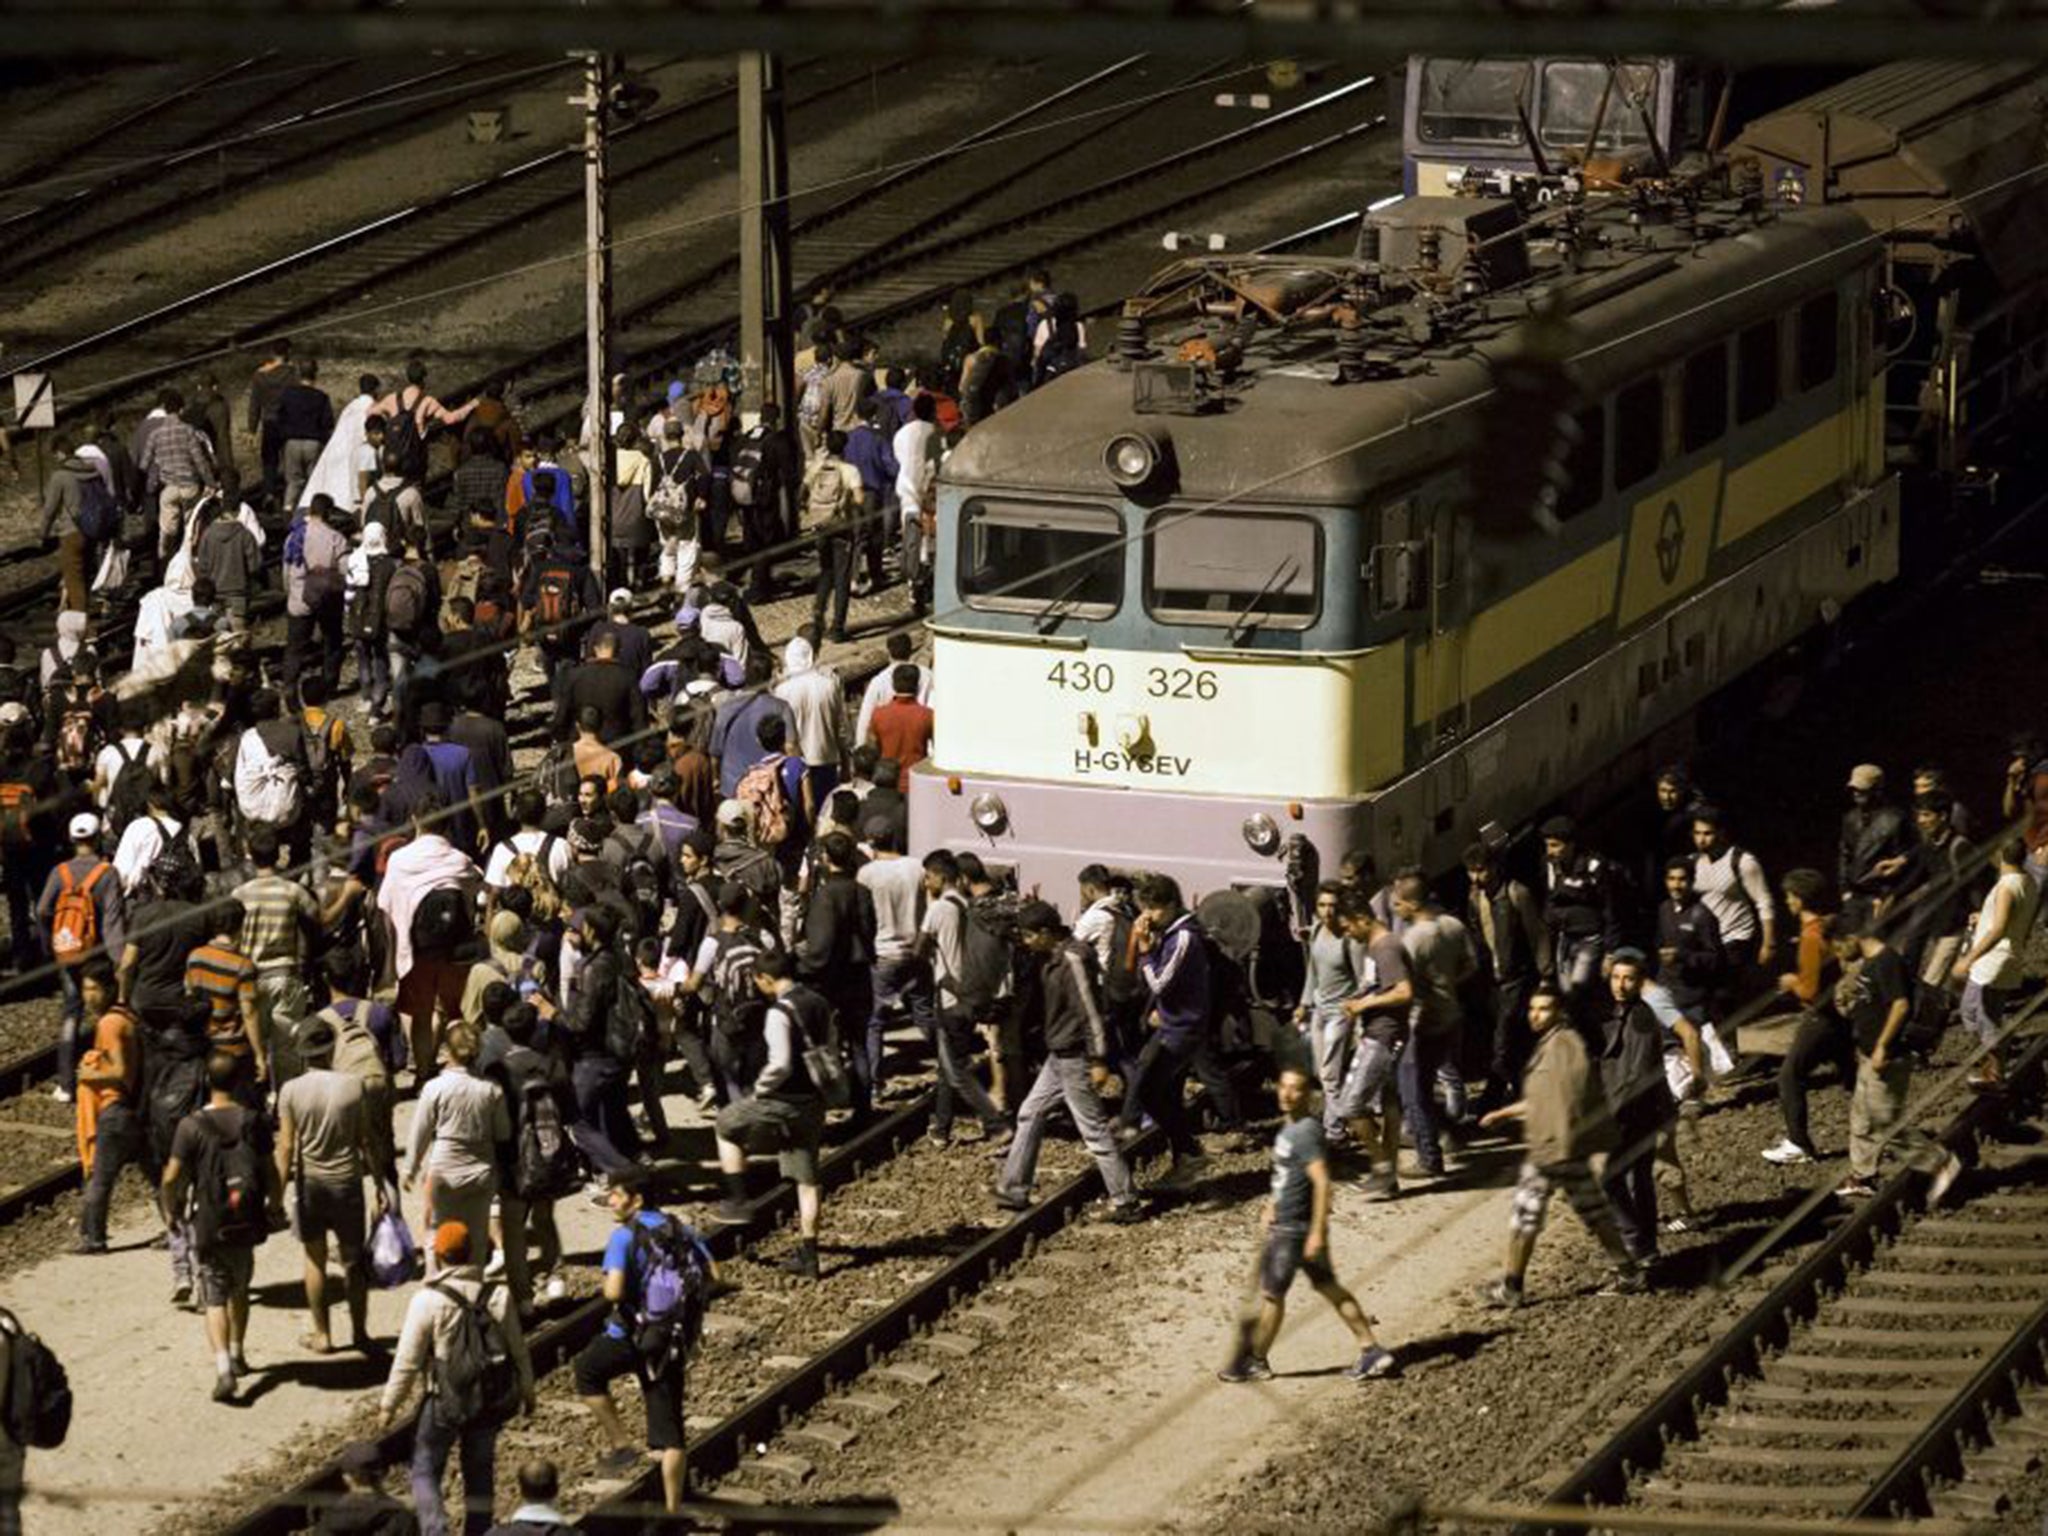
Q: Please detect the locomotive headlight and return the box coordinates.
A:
[1241,812,1282,856]
[970,792,1009,834]
[1104,428,1174,494]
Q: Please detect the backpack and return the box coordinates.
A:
[140,817,203,901]
[105,740,153,834]
[1098,902,1143,1009]
[349,556,391,641]
[301,712,343,804]
[705,925,773,1033]
[514,1074,584,1199]
[606,964,659,1063]
[649,448,695,535]
[804,461,849,525]
[429,1280,520,1427]
[322,1004,390,1088]
[56,704,97,776]
[0,779,35,849]
[233,727,302,827]
[945,892,1013,1016]
[797,363,830,434]
[76,474,121,543]
[190,1109,268,1249]
[610,827,665,930]
[628,1214,713,1371]
[385,394,429,482]
[735,753,792,849]
[361,482,403,534]
[411,885,473,956]
[790,992,852,1110]
[533,563,581,632]
[50,861,108,968]
[729,434,766,509]
[0,1307,72,1450]
[383,564,430,639]
[1199,926,1255,1052]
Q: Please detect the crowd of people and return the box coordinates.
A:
[6,289,2038,1525]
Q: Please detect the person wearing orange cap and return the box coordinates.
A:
[380,1219,533,1536]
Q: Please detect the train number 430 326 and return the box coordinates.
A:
[1046,661,1219,699]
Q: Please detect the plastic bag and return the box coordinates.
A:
[368,1207,421,1289]
[92,543,129,594]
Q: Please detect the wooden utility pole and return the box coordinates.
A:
[737,52,794,422]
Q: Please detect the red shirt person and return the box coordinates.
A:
[864,664,934,790]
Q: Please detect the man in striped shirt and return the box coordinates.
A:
[235,827,344,1088]
[186,900,263,1110]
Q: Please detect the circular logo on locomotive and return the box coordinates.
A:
[1656,499,1686,584]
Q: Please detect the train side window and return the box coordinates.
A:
[1797,293,1839,391]
[1736,319,1778,423]
[1556,404,1605,519]
[1681,343,1728,453]
[1613,377,1663,490]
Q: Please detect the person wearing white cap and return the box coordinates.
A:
[37,812,125,1101]
[1839,764,1913,905]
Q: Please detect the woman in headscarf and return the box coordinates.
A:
[773,633,848,801]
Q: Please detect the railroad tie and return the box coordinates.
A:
[1666,1442,1898,1473]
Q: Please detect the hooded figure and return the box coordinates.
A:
[40,610,88,691]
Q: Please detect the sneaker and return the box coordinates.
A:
[705,1199,752,1227]
[1760,1138,1815,1165]
[1835,1177,1877,1200]
[1478,1278,1525,1310]
[1217,1355,1274,1384]
[1597,1268,1649,1297]
[596,1445,640,1475]
[72,1238,108,1256]
[483,1251,507,1279]
[543,1274,569,1303]
[775,1247,820,1280]
[1154,1154,1208,1190]
[983,1124,1016,1152]
[1661,1214,1696,1235]
[211,1374,236,1405]
[695,1086,719,1113]
[1345,1346,1399,1380]
[925,1130,952,1151]
[1107,1202,1147,1226]
[1363,1171,1400,1202]
[993,1189,1031,1213]
[229,1353,251,1379]
[1927,1151,1964,1208]
[49,1084,71,1104]
[170,1279,193,1309]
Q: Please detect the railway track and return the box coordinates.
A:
[0,56,573,288]
[1523,1015,2048,1535]
[0,1041,79,1228]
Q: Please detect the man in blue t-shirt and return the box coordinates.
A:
[1219,1067,1398,1385]
[572,1170,715,1515]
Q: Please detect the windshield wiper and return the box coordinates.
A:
[1035,562,1103,636]
[1226,556,1301,646]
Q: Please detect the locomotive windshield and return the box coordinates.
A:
[1145,512,1321,630]
[1537,60,1660,149]
[959,500,1124,618]
[1415,58,1525,145]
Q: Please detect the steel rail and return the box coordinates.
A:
[0,1042,60,1105]
[0,57,566,284]
[1519,1019,2048,1534]
[219,1090,938,1536]
[577,1121,1167,1529]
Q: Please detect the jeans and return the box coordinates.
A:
[570,1054,640,1175]
[410,1393,499,1536]
[355,636,392,711]
[868,954,928,1095]
[1960,979,2011,1051]
[285,602,344,693]
[1601,1125,1661,1262]
[82,1100,152,1245]
[1779,1011,1856,1154]
[998,1055,1135,1205]
[57,968,84,1095]
[822,979,875,1117]
[0,854,45,974]
[928,1007,1005,1138]
[1397,1025,1448,1173]
[282,438,323,513]
[1121,1032,1199,1160]
[1558,935,1605,1010]
[813,530,854,637]
[634,1038,671,1146]
[1486,975,1534,1097]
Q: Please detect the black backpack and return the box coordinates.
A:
[385,394,429,482]
[76,474,122,543]
[430,1280,520,1426]
[105,740,153,835]
[190,1109,268,1249]
[411,885,474,957]
[140,817,203,903]
[514,1074,585,1200]
[946,893,1013,1015]
[0,1307,71,1449]
[606,965,659,1063]
[609,827,666,930]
